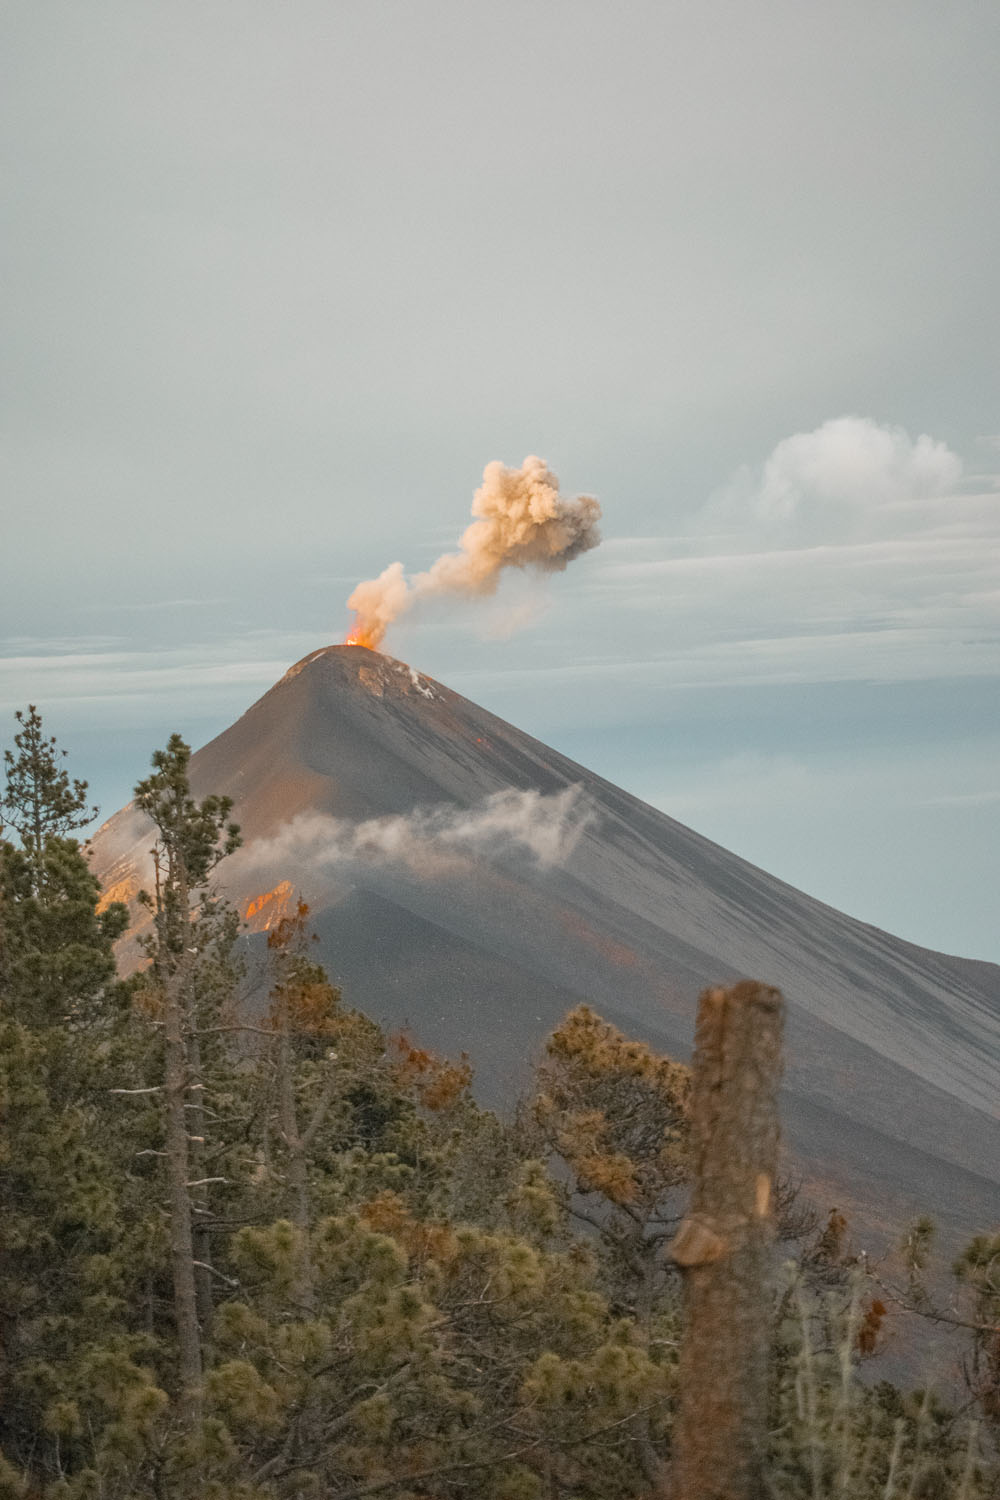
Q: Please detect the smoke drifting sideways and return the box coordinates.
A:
[346,456,602,649]
[235,785,595,885]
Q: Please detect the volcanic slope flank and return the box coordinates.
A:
[91,645,1000,1247]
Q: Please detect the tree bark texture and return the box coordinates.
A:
[159,853,203,1426]
[664,980,784,1500]
[164,963,202,1424]
[277,1014,315,1311]
[187,1026,215,1344]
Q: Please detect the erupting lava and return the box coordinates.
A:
[344,621,378,650]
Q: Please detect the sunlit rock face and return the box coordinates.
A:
[91,644,1000,1249]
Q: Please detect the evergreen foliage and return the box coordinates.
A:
[1,706,97,890]
[0,710,996,1497]
[0,714,154,1495]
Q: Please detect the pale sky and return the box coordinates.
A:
[2,1,998,961]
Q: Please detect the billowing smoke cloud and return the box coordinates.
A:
[347,456,601,649]
[238,785,594,882]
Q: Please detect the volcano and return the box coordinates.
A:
[90,645,1000,1248]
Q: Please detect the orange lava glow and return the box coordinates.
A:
[244,880,294,932]
[97,876,139,914]
[344,617,378,649]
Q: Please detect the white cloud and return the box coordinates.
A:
[704,416,963,540]
[554,418,999,699]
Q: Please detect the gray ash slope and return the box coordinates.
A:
[92,645,1000,1245]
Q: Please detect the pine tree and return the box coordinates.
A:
[0,711,163,1495]
[1,706,96,893]
[527,1007,691,1490]
[133,734,240,1427]
[258,899,345,1310]
[2,712,996,1497]
[530,1006,690,1320]
[952,1231,1000,1432]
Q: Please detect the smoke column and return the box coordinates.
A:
[346,456,601,649]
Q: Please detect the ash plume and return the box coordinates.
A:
[347,456,601,648]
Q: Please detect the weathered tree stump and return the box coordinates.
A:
[664,980,785,1500]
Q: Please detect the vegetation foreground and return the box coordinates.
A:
[1,708,998,1498]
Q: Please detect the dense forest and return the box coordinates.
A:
[1,707,997,1498]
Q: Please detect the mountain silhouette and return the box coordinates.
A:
[91,645,1000,1247]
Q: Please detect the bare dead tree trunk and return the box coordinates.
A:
[157,852,202,1427]
[136,738,239,1430]
[276,1013,314,1312]
[664,980,784,1500]
[187,1025,214,1345]
[164,960,202,1425]
[274,1014,341,1313]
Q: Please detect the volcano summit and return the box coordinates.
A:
[90,645,1000,1247]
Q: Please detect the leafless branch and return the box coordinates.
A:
[191,1260,239,1288]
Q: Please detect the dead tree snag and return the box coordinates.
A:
[664,980,785,1500]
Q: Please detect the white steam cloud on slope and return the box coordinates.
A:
[237,785,595,883]
[347,456,601,648]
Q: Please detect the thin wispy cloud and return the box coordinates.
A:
[0,638,310,714]
[80,597,231,614]
[581,417,999,691]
